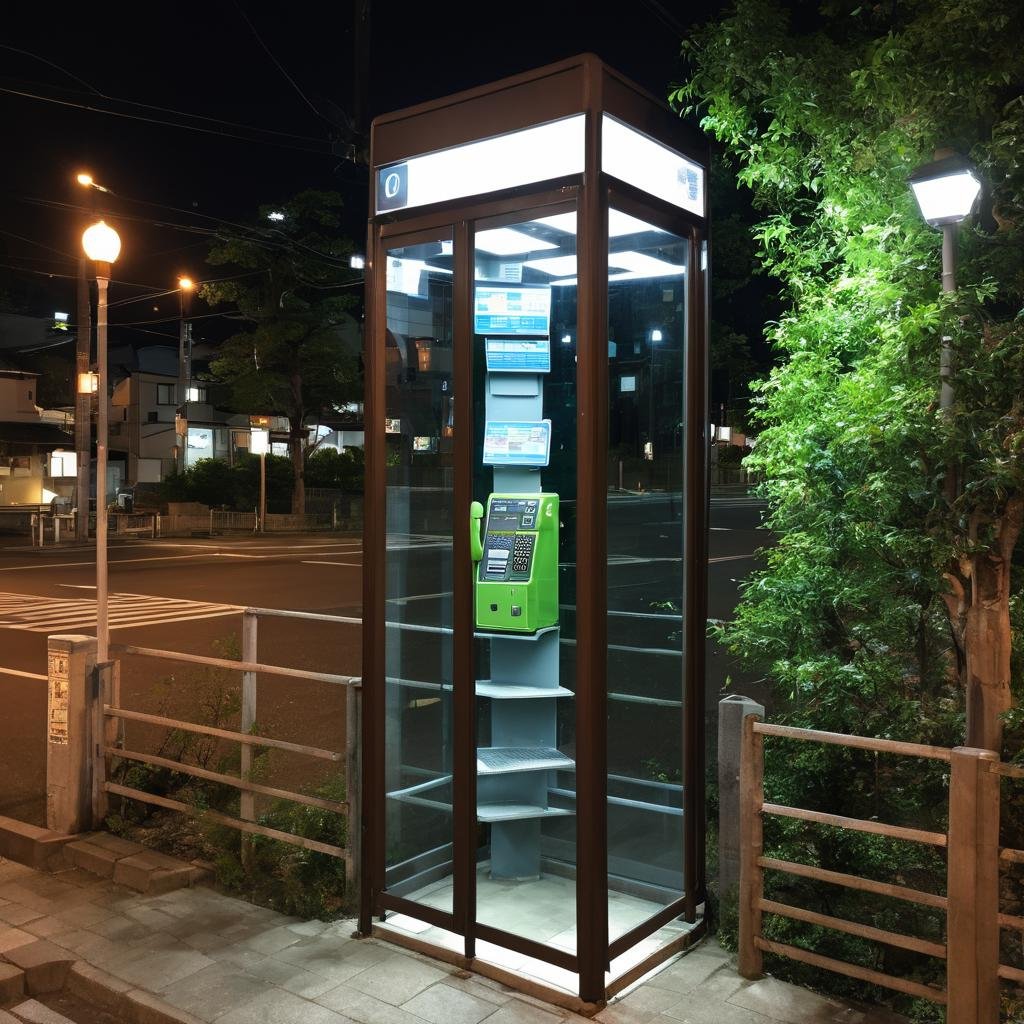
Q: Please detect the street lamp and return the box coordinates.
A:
[177,276,195,474]
[250,427,270,532]
[82,220,121,663]
[646,328,662,461]
[908,152,982,412]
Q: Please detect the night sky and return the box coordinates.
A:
[0,1,728,356]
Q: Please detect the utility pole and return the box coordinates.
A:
[74,258,92,540]
[176,278,194,474]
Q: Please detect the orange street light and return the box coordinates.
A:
[76,172,111,193]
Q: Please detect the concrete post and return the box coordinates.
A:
[46,635,98,834]
[718,694,765,901]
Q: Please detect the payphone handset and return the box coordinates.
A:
[471,493,558,633]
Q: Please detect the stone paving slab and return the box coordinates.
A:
[0,854,906,1024]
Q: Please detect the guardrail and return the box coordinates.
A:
[100,606,361,876]
[737,715,1019,1023]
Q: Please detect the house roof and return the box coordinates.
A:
[0,421,74,446]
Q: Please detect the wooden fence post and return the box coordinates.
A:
[947,746,1000,1024]
[346,683,362,896]
[240,610,258,870]
[738,712,764,978]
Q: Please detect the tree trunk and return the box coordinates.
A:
[963,498,1023,754]
[290,428,305,515]
[289,369,305,516]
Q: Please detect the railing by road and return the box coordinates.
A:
[20,509,351,545]
[99,606,361,876]
[737,715,1021,1023]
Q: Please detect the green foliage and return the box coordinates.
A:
[161,454,294,513]
[106,634,353,920]
[675,0,1024,1014]
[201,190,362,513]
[304,446,364,492]
[207,773,351,920]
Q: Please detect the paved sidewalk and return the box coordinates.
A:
[0,857,903,1024]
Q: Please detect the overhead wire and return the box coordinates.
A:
[0,263,163,289]
[0,42,334,147]
[0,82,335,156]
[231,1,334,127]
[19,197,351,267]
[0,227,78,261]
[0,44,101,94]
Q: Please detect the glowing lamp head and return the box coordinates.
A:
[178,276,194,291]
[76,173,94,187]
[250,428,270,456]
[82,221,121,264]
[908,153,982,227]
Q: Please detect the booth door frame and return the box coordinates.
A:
[362,180,709,1002]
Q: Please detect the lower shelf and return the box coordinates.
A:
[477,803,575,823]
[477,746,575,775]
[476,681,573,699]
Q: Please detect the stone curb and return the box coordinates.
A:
[0,952,199,1024]
[0,819,76,873]
[0,818,211,895]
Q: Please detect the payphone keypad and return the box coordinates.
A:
[512,534,534,573]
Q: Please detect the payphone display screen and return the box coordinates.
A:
[480,498,539,582]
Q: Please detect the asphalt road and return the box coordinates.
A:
[0,494,768,825]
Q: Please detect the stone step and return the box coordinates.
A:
[64,833,210,894]
[9,1000,75,1024]
[0,962,25,1004]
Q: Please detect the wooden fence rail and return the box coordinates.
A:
[738,714,1018,1024]
[99,607,361,880]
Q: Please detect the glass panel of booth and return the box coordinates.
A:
[471,208,578,953]
[606,207,688,942]
[382,236,456,913]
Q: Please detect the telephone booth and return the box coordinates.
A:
[361,55,710,1005]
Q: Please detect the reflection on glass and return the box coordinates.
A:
[606,212,688,940]
[384,239,455,914]
[472,212,578,952]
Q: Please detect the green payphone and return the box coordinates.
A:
[471,493,558,633]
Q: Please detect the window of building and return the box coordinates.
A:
[157,384,176,405]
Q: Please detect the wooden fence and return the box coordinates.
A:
[97,606,361,877]
[738,715,1023,1023]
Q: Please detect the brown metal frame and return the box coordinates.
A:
[363,54,710,1002]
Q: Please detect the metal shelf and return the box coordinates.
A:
[477,803,574,823]
[477,746,575,775]
[474,625,560,642]
[476,680,573,699]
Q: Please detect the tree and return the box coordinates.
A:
[675,0,1024,751]
[202,191,362,514]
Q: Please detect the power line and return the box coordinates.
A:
[0,44,101,94]
[20,197,351,267]
[0,263,165,290]
[0,82,335,157]
[0,228,78,261]
[232,1,333,127]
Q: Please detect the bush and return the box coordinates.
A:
[106,634,354,920]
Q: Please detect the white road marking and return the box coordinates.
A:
[0,542,365,573]
[0,590,242,633]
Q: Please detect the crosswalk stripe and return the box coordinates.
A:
[0,590,241,634]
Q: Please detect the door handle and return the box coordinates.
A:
[470,501,483,563]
